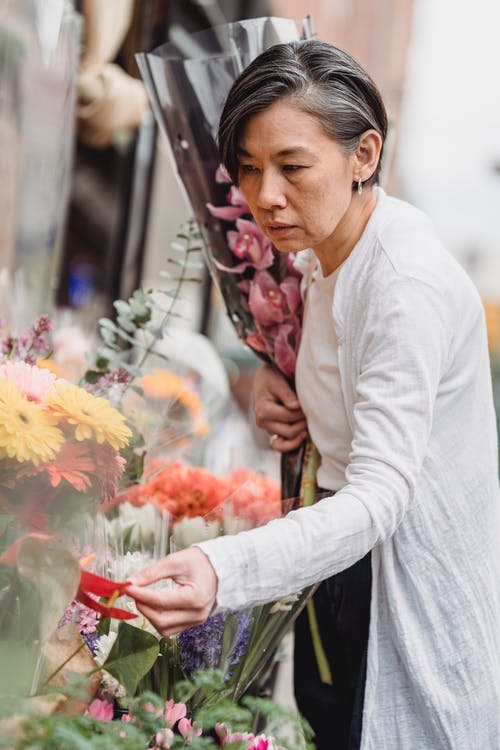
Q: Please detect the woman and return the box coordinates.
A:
[127,40,500,749]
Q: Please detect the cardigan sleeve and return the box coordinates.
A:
[196,276,451,610]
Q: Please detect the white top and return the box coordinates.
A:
[295,259,351,490]
[198,189,500,749]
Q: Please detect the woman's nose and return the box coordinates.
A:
[256,173,287,210]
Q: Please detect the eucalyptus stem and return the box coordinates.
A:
[135,219,200,376]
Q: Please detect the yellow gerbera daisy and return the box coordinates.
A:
[0,380,64,465]
[47,382,132,450]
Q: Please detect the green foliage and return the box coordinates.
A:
[103,622,160,696]
[8,714,149,750]
[84,219,203,385]
[1,671,315,750]
[241,695,315,750]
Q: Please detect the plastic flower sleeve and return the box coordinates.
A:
[135,17,301,339]
[0,1,80,328]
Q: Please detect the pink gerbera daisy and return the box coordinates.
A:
[0,361,64,403]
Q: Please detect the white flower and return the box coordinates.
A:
[94,632,118,666]
[222,513,253,535]
[269,593,301,614]
[107,502,169,551]
[99,669,126,699]
[171,516,220,549]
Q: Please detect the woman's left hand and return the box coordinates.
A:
[125,547,218,636]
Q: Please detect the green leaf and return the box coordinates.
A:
[113,300,132,315]
[116,315,136,333]
[16,539,80,642]
[98,318,118,331]
[0,514,14,537]
[103,622,159,696]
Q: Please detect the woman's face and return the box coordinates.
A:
[236,99,358,260]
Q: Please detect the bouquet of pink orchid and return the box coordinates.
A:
[136,18,312,501]
[206,165,303,382]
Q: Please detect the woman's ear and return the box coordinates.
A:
[354,129,383,182]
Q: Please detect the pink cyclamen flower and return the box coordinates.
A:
[247,735,280,750]
[178,717,202,742]
[87,698,114,721]
[164,698,187,727]
[215,723,255,746]
[0,361,63,403]
[248,271,301,326]
[143,701,163,718]
[153,729,174,749]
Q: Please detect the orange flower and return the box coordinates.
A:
[119,460,281,526]
[42,442,96,491]
[139,369,209,436]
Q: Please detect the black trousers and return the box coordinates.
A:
[294,551,372,750]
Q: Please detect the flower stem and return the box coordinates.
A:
[301,439,333,686]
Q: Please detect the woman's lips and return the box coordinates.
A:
[265,223,296,238]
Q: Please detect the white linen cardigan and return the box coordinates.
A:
[198,190,500,749]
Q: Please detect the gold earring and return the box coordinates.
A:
[357,179,363,196]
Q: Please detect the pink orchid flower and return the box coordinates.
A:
[248,271,301,326]
[213,219,274,273]
[274,321,301,381]
[215,164,231,183]
[178,717,202,743]
[244,331,269,355]
[164,698,187,727]
[285,251,303,278]
[207,187,250,222]
[87,698,114,722]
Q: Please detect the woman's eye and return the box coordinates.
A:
[239,164,258,175]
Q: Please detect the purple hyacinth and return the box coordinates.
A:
[178,610,251,677]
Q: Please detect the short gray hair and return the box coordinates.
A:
[218,40,388,188]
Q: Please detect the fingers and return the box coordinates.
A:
[253,366,306,440]
[269,430,307,453]
[133,600,210,637]
[127,558,174,588]
[253,365,304,412]
[254,400,305,428]
[265,418,307,440]
[125,548,219,636]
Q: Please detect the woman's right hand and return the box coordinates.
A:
[253,364,307,452]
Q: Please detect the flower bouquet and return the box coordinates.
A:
[0,316,137,705]
[76,460,313,716]
[135,17,314,504]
